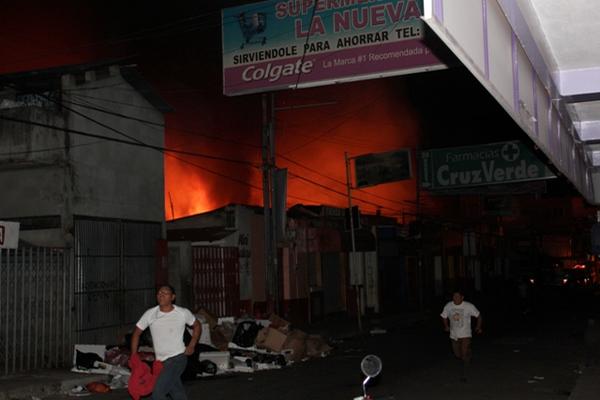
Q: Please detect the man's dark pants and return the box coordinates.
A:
[152,353,188,400]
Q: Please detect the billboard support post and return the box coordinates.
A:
[269,93,280,314]
[262,94,275,313]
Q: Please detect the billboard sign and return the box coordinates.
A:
[354,149,412,188]
[222,0,446,96]
[420,141,556,190]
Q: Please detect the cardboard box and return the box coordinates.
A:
[195,308,218,329]
[262,327,287,352]
[268,314,290,332]
[306,334,333,358]
[210,327,229,351]
[282,330,307,362]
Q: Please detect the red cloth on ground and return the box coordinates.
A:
[128,352,163,400]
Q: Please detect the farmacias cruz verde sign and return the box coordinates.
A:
[419,141,556,190]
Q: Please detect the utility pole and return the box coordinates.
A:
[262,92,280,314]
[345,152,362,332]
[263,97,338,316]
[269,93,280,314]
[261,94,274,313]
[415,148,424,311]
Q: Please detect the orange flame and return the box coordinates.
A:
[165,78,422,219]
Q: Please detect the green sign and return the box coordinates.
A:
[419,141,556,190]
[355,149,412,188]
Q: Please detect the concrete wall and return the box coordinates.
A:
[63,67,164,223]
[0,107,68,218]
[0,66,165,246]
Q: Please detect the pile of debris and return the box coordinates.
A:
[71,311,333,385]
[195,311,333,375]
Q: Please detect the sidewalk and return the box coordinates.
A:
[0,370,108,400]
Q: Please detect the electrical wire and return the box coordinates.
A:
[0,1,431,216]
[61,96,164,127]
[66,93,263,150]
[7,87,418,216]
[0,114,259,167]
[287,171,404,214]
[278,152,416,207]
[11,91,415,211]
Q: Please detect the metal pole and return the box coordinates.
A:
[262,94,273,311]
[269,92,280,314]
[415,149,424,311]
[345,152,361,332]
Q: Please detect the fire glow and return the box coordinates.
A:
[164,78,421,219]
[0,2,424,221]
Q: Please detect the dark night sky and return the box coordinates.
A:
[0,1,577,218]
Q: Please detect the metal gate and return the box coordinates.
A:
[74,218,161,344]
[0,247,72,376]
[192,246,240,317]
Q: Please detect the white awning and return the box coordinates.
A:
[422,0,600,204]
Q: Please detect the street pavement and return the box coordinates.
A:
[3,288,599,400]
[2,310,596,400]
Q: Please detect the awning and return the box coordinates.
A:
[422,0,600,204]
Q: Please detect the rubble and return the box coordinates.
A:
[70,312,333,384]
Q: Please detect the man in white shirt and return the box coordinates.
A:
[440,289,482,381]
[131,285,201,400]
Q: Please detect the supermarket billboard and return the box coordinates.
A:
[222,0,445,95]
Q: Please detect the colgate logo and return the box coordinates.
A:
[242,60,314,83]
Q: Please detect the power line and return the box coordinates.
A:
[69,92,158,111]
[162,152,320,206]
[278,152,416,208]
[287,171,404,214]
[65,92,262,150]
[0,141,104,157]
[0,115,259,167]
[58,94,418,207]
[69,87,397,159]
[0,111,412,215]
[61,96,164,127]
[280,89,387,155]
[65,88,415,210]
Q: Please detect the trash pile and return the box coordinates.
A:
[196,310,333,376]
[71,311,333,388]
